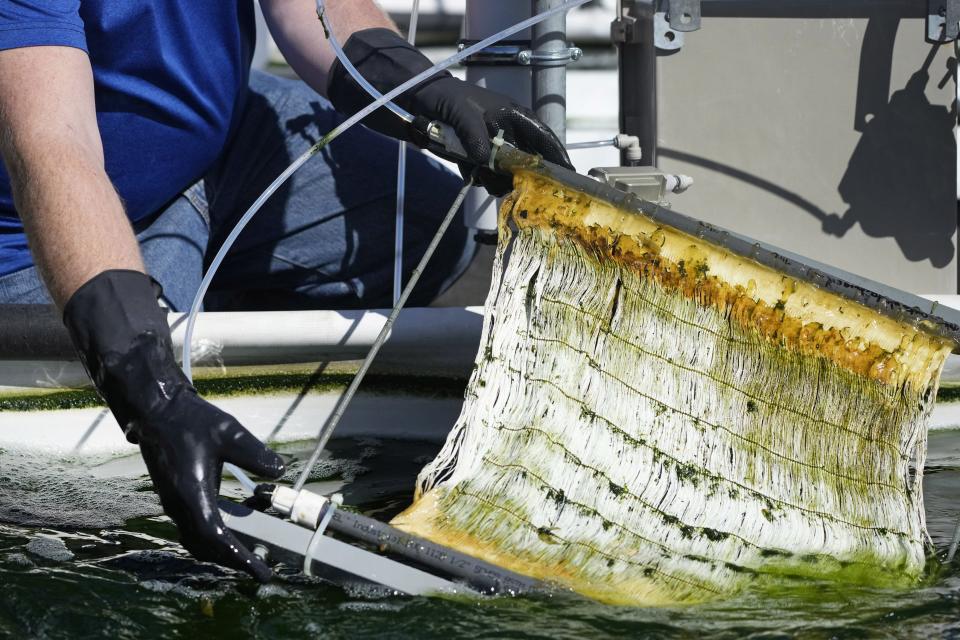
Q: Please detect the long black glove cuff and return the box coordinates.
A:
[63,270,189,443]
[328,27,449,144]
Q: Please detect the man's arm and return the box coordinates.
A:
[260,0,396,96]
[259,0,572,196]
[0,45,143,308]
[0,45,285,582]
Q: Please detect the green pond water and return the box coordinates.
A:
[2,432,960,639]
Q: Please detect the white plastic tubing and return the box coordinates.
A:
[395,0,422,305]
[182,0,590,490]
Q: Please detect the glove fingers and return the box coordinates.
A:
[221,425,286,481]
[182,512,274,583]
[445,106,494,167]
[508,113,574,170]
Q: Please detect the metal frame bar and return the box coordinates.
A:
[697,0,927,18]
[616,0,951,168]
[496,146,960,347]
[221,500,543,596]
[220,501,470,596]
[615,1,658,166]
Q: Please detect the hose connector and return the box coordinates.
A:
[271,486,331,530]
[614,134,643,165]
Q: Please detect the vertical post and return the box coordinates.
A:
[615,0,658,166]
[462,0,533,236]
[532,0,569,142]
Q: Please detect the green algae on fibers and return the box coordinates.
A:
[398,180,951,606]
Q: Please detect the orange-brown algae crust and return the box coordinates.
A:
[503,171,954,390]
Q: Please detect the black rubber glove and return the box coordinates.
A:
[328,27,574,196]
[63,270,285,582]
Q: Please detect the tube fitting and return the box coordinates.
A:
[271,486,331,530]
[614,134,643,165]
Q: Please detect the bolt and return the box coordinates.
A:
[570,47,583,62]
[252,544,270,562]
[517,50,533,65]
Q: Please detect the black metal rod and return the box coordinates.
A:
[328,508,543,595]
[495,146,960,348]
[617,7,657,166]
[698,0,926,18]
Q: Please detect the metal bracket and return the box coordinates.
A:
[927,0,960,42]
[654,12,685,51]
[611,14,640,44]
[667,0,702,32]
[458,41,583,66]
[613,1,695,52]
[589,166,693,203]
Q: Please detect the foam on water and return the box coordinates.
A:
[0,450,161,528]
[25,537,74,562]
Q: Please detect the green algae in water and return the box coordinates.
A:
[0,373,468,413]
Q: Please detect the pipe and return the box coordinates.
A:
[616,1,658,166]
[462,0,534,235]
[532,0,569,142]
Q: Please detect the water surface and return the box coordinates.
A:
[2,433,960,639]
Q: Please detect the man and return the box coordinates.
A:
[0,1,571,582]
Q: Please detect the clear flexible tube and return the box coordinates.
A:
[566,137,617,150]
[226,464,259,494]
[317,0,413,124]
[182,0,590,380]
[294,178,474,491]
[184,1,590,492]
[395,0,421,304]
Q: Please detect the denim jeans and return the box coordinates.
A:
[0,71,475,311]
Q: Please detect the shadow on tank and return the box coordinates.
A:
[821,30,957,268]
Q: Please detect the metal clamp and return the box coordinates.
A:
[516,46,583,66]
[458,41,583,67]
[927,0,960,42]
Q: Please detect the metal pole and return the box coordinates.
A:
[615,1,657,166]
[462,0,533,236]
[532,0,568,142]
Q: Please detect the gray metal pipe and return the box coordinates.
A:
[532,0,568,142]
[463,0,533,234]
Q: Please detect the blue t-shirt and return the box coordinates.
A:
[0,1,255,276]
